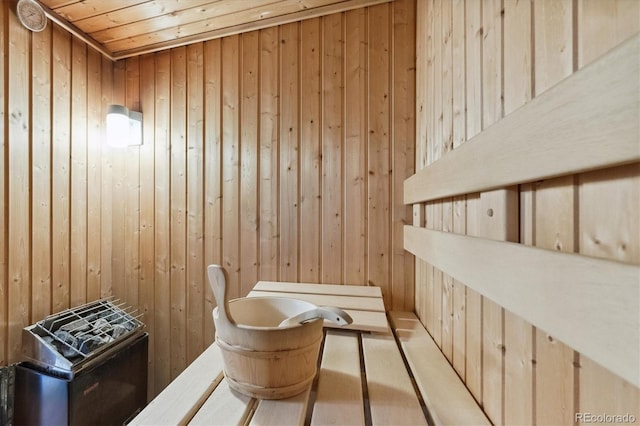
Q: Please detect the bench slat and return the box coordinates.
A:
[361,332,428,426]
[254,281,383,298]
[389,311,491,426]
[249,387,311,426]
[130,343,224,426]
[337,309,389,333]
[188,379,256,426]
[247,290,385,312]
[311,330,365,426]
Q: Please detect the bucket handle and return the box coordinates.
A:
[207,265,237,331]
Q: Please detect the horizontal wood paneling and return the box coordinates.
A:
[0,1,415,399]
[414,0,640,424]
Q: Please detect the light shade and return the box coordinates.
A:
[106,104,142,147]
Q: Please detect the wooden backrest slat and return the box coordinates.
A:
[404,34,639,205]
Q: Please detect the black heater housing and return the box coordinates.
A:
[14,332,148,426]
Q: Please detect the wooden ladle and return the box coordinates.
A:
[278,306,352,327]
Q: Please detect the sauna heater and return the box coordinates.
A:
[13,298,148,426]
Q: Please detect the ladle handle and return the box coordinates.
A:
[207,265,236,330]
[278,306,353,327]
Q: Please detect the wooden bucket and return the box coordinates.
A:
[207,266,327,400]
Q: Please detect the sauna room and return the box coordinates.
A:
[0,0,638,424]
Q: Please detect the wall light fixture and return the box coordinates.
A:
[106,105,142,147]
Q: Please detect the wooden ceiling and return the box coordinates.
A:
[37,0,391,60]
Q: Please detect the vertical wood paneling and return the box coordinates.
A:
[502,2,533,425]
[344,8,367,287]
[368,3,391,304]
[440,0,452,154]
[99,55,113,299]
[478,192,509,426]
[431,0,441,166]
[503,0,532,114]
[31,25,53,322]
[52,25,72,314]
[534,0,573,95]
[451,0,465,151]
[439,0,453,360]
[577,0,640,418]
[412,204,423,315]
[124,57,140,309]
[451,0,466,379]
[322,13,344,284]
[464,0,483,403]
[432,203,442,346]
[578,164,640,416]
[111,60,126,302]
[299,19,322,283]
[239,32,259,296]
[0,0,6,368]
[451,196,466,377]
[416,0,640,424]
[577,0,640,68]
[7,8,31,364]
[221,36,240,300]
[170,47,187,379]
[258,29,279,281]
[578,150,640,413]
[231,26,275,299]
[279,23,299,283]
[420,0,435,334]
[1,5,415,401]
[415,0,428,170]
[533,2,576,424]
[480,2,508,424]
[86,49,102,303]
[464,192,482,401]
[187,43,205,363]
[424,203,434,334]
[427,0,440,340]
[203,38,222,354]
[138,52,156,396]
[391,0,415,311]
[440,207,453,360]
[70,38,88,308]
[413,1,431,323]
[153,50,171,394]
[414,0,432,325]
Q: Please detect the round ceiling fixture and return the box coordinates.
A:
[16,0,47,32]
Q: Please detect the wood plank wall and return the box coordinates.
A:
[415,0,640,424]
[0,0,416,398]
[0,5,115,366]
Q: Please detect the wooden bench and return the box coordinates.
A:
[131,282,428,425]
[133,316,491,425]
[132,282,490,425]
[131,330,429,425]
[131,342,226,425]
[389,311,490,426]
